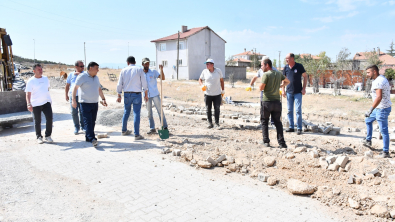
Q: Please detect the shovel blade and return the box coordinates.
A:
[158,128,169,140]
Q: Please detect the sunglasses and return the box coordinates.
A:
[77,65,84,68]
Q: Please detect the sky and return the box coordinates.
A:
[2,0,395,69]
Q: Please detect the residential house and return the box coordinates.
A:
[353,51,395,74]
[233,49,265,61]
[151,26,226,80]
[232,58,251,67]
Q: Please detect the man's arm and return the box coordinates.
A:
[220,78,224,91]
[372,89,383,109]
[249,76,259,86]
[301,72,307,95]
[280,77,290,88]
[159,65,165,80]
[199,78,203,86]
[116,71,123,101]
[99,87,108,106]
[26,92,33,112]
[72,85,80,108]
[258,83,266,91]
[65,83,70,101]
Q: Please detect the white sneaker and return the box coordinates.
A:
[92,139,98,147]
[45,136,53,143]
[122,130,132,136]
[37,137,43,144]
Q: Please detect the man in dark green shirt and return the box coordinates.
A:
[258,59,290,148]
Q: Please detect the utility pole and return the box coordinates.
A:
[251,48,256,71]
[176,31,180,80]
[278,51,281,70]
[84,42,86,71]
[33,39,35,64]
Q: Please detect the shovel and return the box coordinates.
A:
[158,72,169,140]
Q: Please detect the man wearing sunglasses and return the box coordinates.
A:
[65,60,86,135]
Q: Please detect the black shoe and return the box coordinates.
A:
[207,123,214,129]
[259,141,270,147]
[362,139,372,147]
[285,128,295,132]
[214,123,221,129]
[378,151,390,158]
[279,143,287,148]
[147,129,156,134]
[297,130,302,135]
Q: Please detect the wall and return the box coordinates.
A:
[155,39,188,80]
[225,66,246,80]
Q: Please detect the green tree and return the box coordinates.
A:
[386,40,395,57]
[299,52,331,93]
[385,68,395,80]
[249,54,261,70]
[272,59,277,68]
[332,48,351,96]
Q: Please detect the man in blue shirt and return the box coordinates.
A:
[65,60,86,135]
[281,53,307,135]
[142,58,168,134]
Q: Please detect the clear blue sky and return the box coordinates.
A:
[2,0,395,68]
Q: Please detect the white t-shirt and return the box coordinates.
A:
[199,68,223,96]
[371,75,392,109]
[25,76,52,107]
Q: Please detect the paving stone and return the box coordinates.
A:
[335,156,349,168]
[323,126,333,134]
[206,157,217,166]
[368,168,380,177]
[172,149,181,156]
[327,163,340,171]
[222,161,229,166]
[347,175,355,184]
[331,127,341,133]
[226,156,235,163]
[328,130,339,136]
[161,148,171,154]
[326,156,337,164]
[310,150,319,158]
[258,173,269,182]
[197,161,212,169]
[215,155,226,163]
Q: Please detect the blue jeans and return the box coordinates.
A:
[80,103,98,142]
[122,93,142,135]
[366,107,391,152]
[70,96,84,130]
[287,93,303,130]
[147,95,168,129]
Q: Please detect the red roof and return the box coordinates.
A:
[353,52,395,65]
[234,51,265,56]
[151,26,226,43]
[233,58,252,63]
[300,53,320,60]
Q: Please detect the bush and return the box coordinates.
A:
[385,68,395,80]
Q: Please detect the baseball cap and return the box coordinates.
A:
[142,58,150,64]
[204,58,214,64]
[262,56,270,60]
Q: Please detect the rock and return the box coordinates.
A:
[216,154,226,163]
[310,150,319,158]
[335,156,349,168]
[364,174,375,180]
[285,153,295,159]
[368,168,380,177]
[293,146,307,153]
[323,125,333,134]
[181,151,193,161]
[264,156,276,167]
[355,178,362,184]
[217,163,223,167]
[267,177,277,186]
[241,168,248,174]
[326,156,337,164]
[371,195,390,202]
[331,127,341,133]
[390,211,395,219]
[287,179,316,195]
[190,159,197,166]
[222,161,229,166]
[197,161,212,168]
[172,149,181,156]
[332,187,341,195]
[388,174,395,181]
[228,164,237,172]
[161,148,171,154]
[329,130,340,136]
[258,173,269,182]
[365,151,373,158]
[348,175,355,184]
[370,205,388,218]
[231,116,238,119]
[348,198,360,209]
[226,156,235,163]
[319,157,329,169]
[327,163,340,171]
[206,157,217,166]
[345,162,352,172]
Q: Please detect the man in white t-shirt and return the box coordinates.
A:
[25,64,53,144]
[363,65,392,158]
[199,58,224,129]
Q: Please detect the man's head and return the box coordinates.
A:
[286,53,295,65]
[262,59,273,72]
[127,56,136,65]
[366,65,379,80]
[87,62,99,76]
[205,58,214,71]
[33,64,43,77]
[142,58,150,71]
[75,60,84,73]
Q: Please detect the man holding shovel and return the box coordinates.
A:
[142,58,168,134]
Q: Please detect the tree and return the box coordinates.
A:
[249,54,261,71]
[272,59,277,68]
[385,68,395,80]
[225,56,236,66]
[299,52,331,93]
[332,48,351,96]
[387,40,395,57]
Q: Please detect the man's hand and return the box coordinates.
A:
[301,88,306,95]
[27,105,33,112]
[144,95,148,102]
[246,86,252,91]
[221,90,225,97]
[159,64,163,71]
[116,97,122,103]
[72,100,77,108]
[282,91,286,98]
[100,100,108,107]
[66,95,69,102]
[365,107,374,117]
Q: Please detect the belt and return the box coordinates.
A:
[125,92,141,94]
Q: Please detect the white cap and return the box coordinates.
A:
[204,58,214,64]
[262,56,270,60]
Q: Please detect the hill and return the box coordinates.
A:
[13,55,68,65]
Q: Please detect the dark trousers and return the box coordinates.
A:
[260,101,285,145]
[205,94,221,124]
[32,102,53,139]
[80,103,98,142]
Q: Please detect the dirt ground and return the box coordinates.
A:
[21,67,395,221]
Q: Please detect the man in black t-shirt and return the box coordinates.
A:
[281,53,307,135]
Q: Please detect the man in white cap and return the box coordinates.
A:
[199,58,224,129]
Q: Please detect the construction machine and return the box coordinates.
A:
[0,28,33,131]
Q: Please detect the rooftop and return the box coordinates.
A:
[151,26,226,43]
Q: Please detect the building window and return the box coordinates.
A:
[160,43,166,51]
[176,59,182,66]
[179,42,184,50]
[162,60,168,67]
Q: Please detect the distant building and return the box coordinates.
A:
[233,49,265,61]
[300,53,320,60]
[151,26,226,80]
[353,51,395,74]
[231,58,251,67]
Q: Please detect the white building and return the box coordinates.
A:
[151,26,226,80]
[233,49,265,61]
